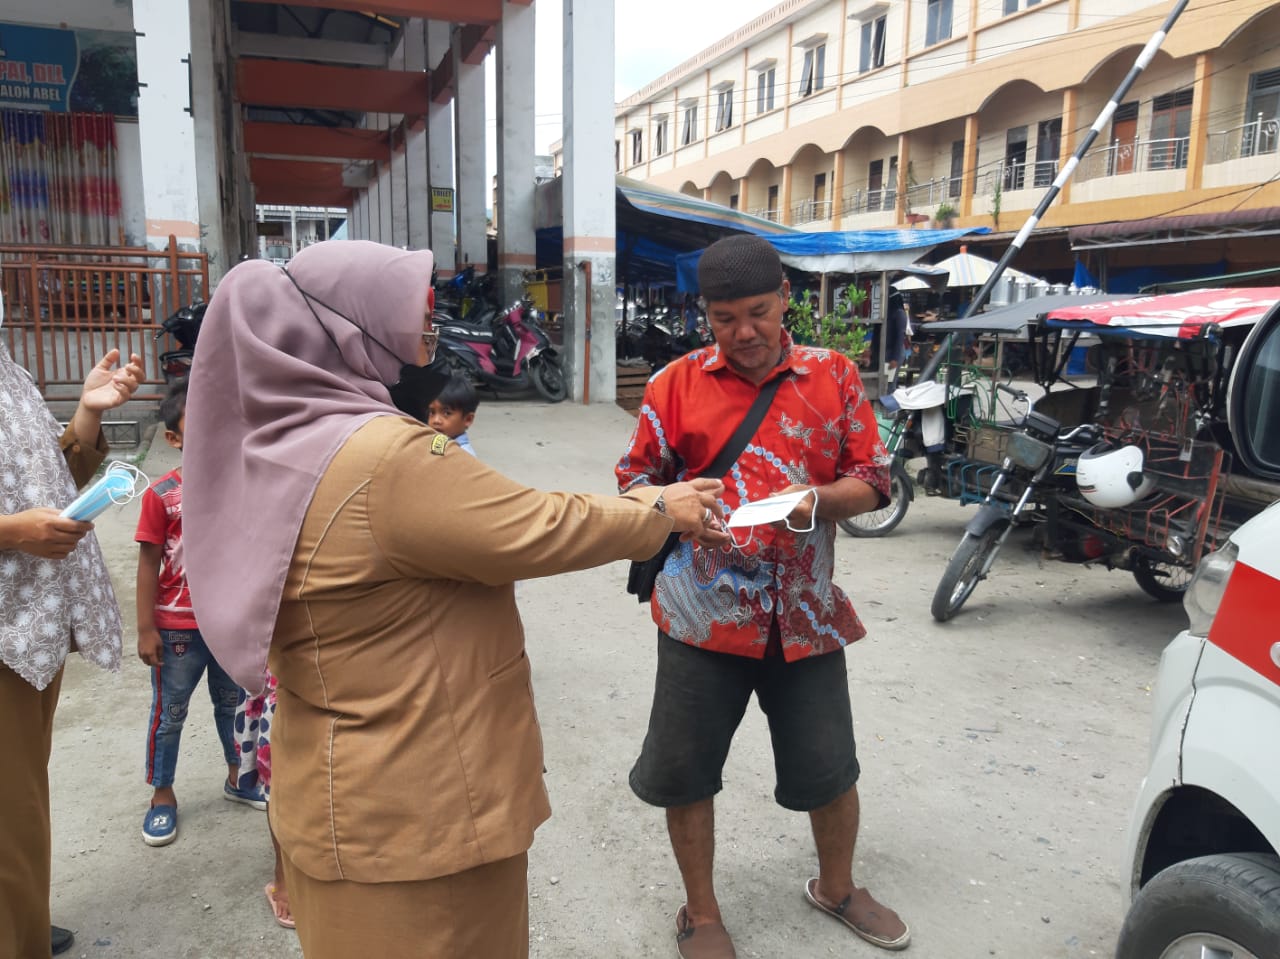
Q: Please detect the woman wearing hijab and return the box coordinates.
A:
[0,290,143,958]
[181,241,727,958]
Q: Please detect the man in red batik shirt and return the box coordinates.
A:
[617,235,910,958]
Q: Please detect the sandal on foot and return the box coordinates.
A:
[264,882,296,929]
[804,878,910,950]
[675,905,737,959]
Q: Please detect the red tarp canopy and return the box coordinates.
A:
[1044,288,1280,338]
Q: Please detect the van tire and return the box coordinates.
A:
[1116,853,1280,959]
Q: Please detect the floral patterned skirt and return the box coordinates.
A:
[233,670,278,796]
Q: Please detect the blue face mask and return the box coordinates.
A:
[60,461,149,522]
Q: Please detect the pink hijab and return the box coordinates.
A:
[182,240,434,692]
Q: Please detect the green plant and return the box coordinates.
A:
[934,201,957,223]
[990,177,1003,230]
[786,285,871,362]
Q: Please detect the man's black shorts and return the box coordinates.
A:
[629,631,859,812]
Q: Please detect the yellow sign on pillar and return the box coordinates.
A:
[430,188,454,213]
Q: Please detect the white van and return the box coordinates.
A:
[1117,504,1280,955]
[1117,303,1280,957]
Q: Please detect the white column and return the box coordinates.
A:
[402,20,431,252]
[189,0,247,281]
[496,1,536,304]
[453,32,488,273]
[133,0,200,251]
[562,0,616,403]
[427,22,457,273]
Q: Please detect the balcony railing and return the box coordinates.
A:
[748,207,780,222]
[905,176,963,211]
[790,198,833,224]
[973,159,1060,195]
[1076,136,1190,181]
[1207,115,1279,164]
[842,187,896,215]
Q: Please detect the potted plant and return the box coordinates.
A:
[934,201,958,229]
[786,286,871,364]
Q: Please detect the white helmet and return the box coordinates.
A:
[1076,442,1156,508]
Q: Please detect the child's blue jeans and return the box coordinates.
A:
[144,628,239,788]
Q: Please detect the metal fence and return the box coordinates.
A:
[1,237,209,400]
[1206,115,1279,164]
[1075,136,1190,181]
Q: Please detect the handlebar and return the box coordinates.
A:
[996,383,1029,401]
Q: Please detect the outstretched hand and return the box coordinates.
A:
[81,349,144,412]
[658,478,731,548]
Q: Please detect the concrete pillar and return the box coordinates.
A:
[427,23,456,274]
[134,0,200,252]
[1186,53,1213,193]
[402,20,431,252]
[189,0,248,282]
[894,133,910,224]
[1058,88,1078,206]
[496,1,537,304]
[378,159,395,245]
[454,32,487,273]
[831,151,845,229]
[562,0,616,404]
[780,165,793,225]
[960,114,979,219]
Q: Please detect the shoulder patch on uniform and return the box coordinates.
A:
[431,434,451,456]
[152,475,180,496]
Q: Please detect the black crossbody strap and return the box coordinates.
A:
[700,373,787,480]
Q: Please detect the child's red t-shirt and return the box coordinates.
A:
[134,468,198,630]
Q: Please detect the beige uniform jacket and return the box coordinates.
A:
[268,416,670,884]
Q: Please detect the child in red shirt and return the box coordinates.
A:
[136,378,263,847]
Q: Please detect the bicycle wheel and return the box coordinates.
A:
[838,464,911,537]
[931,521,1008,622]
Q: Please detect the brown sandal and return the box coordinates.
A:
[804,877,910,950]
[675,905,737,959]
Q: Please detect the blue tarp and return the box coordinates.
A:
[676,227,991,292]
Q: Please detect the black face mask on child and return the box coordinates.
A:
[282,269,450,423]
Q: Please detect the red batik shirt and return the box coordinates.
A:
[616,332,890,661]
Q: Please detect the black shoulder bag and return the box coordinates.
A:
[625,373,787,602]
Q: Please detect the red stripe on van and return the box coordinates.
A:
[1208,562,1280,687]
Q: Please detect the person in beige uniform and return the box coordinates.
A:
[181,241,727,959]
[0,289,143,958]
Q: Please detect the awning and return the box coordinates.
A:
[1043,288,1280,338]
[675,226,991,291]
[926,293,1117,336]
[617,177,794,236]
[1069,207,1280,250]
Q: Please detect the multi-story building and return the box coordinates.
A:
[601,0,1280,288]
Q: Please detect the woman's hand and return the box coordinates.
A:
[658,478,730,547]
[0,508,93,559]
[81,349,144,412]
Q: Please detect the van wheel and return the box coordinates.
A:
[1116,853,1280,959]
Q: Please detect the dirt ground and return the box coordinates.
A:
[49,397,1186,959]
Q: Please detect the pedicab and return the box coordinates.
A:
[927,287,1280,620]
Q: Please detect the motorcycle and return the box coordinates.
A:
[437,297,568,402]
[930,397,1102,621]
[155,302,206,384]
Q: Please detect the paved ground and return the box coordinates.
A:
[50,396,1186,958]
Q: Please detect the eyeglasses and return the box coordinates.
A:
[422,329,439,357]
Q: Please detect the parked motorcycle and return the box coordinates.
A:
[155,302,206,384]
[931,396,1100,621]
[437,297,568,402]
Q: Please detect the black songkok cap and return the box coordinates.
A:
[697,235,784,303]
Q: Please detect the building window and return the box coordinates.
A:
[1004,126,1028,190]
[654,117,668,157]
[859,16,886,74]
[767,184,779,220]
[681,103,698,146]
[949,139,965,197]
[756,66,776,114]
[926,0,953,46]
[729,193,739,210]
[715,85,734,132]
[868,159,885,211]
[1150,89,1193,170]
[630,129,643,166]
[614,140,620,172]
[1242,68,1280,157]
[1034,117,1061,187]
[1003,0,1042,11]
[799,44,826,97]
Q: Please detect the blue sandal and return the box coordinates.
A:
[142,804,178,846]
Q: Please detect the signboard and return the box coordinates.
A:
[0,21,139,117]
[430,187,454,213]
